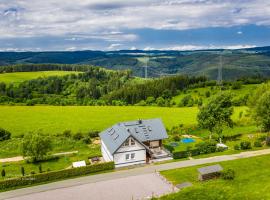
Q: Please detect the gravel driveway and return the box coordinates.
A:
[6,173,175,200]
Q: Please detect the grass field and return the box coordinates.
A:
[0,106,247,136]
[172,84,258,105]
[159,154,270,200]
[0,71,79,85]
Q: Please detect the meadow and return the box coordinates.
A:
[159,154,270,200]
[0,71,79,85]
[0,106,247,136]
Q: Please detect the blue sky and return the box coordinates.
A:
[0,0,270,51]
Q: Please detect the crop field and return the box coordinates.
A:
[159,155,270,200]
[0,106,247,136]
[0,71,80,85]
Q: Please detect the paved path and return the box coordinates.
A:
[2,149,270,200]
[0,151,78,163]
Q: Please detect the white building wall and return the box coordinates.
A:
[114,137,146,167]
[101,140,113,162]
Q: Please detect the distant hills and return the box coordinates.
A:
[1,46,270,80]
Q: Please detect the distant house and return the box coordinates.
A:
[99,118,171,167]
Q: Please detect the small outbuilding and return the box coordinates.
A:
[197,164,223,181]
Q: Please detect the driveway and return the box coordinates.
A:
[4,173,175,200]
[2,149,270,200]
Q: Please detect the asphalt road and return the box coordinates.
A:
[2,149,270,200]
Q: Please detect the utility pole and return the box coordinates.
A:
[217,52,223,88]
[144,57,149,79]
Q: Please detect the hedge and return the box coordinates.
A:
[0,162,114,190]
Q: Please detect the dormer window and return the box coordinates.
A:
[130,138,135,146]
[123,137,136,147]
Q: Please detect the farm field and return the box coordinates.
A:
[159,154,270,200]
[0,71,80,85]
[0,106,247,136]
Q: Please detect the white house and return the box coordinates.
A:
[99,118,171,168]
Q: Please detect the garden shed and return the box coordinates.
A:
[197,164,223,181]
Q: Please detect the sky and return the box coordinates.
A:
[1,0,270,51]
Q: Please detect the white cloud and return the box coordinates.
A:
[107,43,122,50]
[237,31,243,34]
[0,0,270,39]
[144,44,257,51]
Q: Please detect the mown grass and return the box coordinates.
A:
[0,71,80,85]
[159,154,270,200]
[0,106,247,136]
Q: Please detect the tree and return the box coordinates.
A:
[197,92,233,140]
[252,91,270,131]
[22,132,52,162]
[0,128,11,141]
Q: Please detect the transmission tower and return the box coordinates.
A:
[217,52,223,87]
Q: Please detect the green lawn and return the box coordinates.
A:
[0,106,247,136]
[159,154,270,200]
[0,71,80,85]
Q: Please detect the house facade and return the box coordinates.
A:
[100,118,171,167]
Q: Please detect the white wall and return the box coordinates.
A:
[114,137,146,167]
[101,140,113,162]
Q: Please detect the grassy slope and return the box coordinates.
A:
[160,154,270,200]
[0,106,246,136]
[0,71,79,85]
[172,84,258,104]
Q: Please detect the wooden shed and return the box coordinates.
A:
[197,164,223,181]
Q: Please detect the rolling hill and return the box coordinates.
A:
[1,46,270,80]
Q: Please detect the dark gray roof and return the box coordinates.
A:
[99,118,168,155]
[197,164,223,175]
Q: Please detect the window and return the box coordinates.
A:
[130,138,135,146]
[124,139,129,147]
[125,154,130,160]
[131,153,135,160]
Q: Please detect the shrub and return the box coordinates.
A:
[254,140,262,147]
[1,169,5,178]
[234,144,240,150]
[221,169,235,180]
[62,130,72,137]
[195,141,217,154]
[173,151,188,159]
[173,135,181,141]
[82,136,92,144]
[0,128,11,141]
[190,148,200,156]
[88,131,99,138]
[266,137,270,146]
[163,144,175,153]
[73,132,83,140]
[0,162,114,190]
[240,141,252,150]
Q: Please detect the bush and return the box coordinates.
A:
[0,128,11,141]
[88,131,99,138]
[240,141,252,150]
[190,148,200,156]
[173,151,189,159]
[254,140,262,147]
[221,169,235,180]
[234,144,240,150]
[195,141,217,154]
[73,132,84,140]
[82,136,92,144]
[62,130,72,137]
[266,137,270,146]
[163,144,175,153]
[173,135,181,141]
[0,162,114,190]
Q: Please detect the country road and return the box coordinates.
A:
[2,149,270,200]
